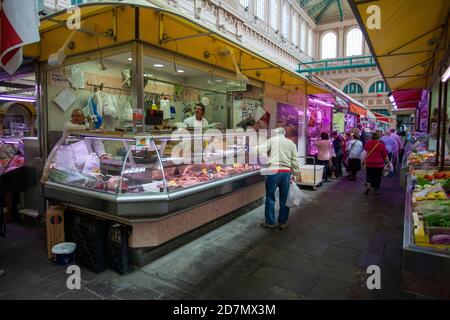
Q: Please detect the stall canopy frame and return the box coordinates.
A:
[349,0,450,91]
[24,0,329,96]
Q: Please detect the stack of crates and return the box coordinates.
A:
[67,213,108,273]
[65,211,132,275]
[105,224,133,275]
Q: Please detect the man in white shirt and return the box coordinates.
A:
[63,108,90,132]
[63,108,106,158]
[183,103,209,129]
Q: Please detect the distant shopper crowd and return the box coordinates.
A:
[314,125,411,195]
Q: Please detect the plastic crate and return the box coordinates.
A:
[299,165,324,184]
[105,224,133,275]
[69,214,107,273]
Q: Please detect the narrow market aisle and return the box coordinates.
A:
[0,173,415,300]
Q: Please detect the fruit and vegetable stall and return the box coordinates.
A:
[403,169,450,289]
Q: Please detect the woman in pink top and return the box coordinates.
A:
[363,132,390,195]
[314,132,333,182]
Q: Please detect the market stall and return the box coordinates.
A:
[0,71,45,219]
[345,112,358,133]
[23,0,329,269]
[306,95,333,156]
[0,138,26,212]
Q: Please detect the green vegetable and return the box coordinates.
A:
[442,178,450,193]
[424,213,450,228]
[416,177,430,186]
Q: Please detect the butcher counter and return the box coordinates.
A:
[41,130,266,265]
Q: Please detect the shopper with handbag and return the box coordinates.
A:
[362,132,390,195]
[314,132,333,182]
[346,132,364,181]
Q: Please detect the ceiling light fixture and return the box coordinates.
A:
[153,64,164,68]
[0,95,36,103]
[128,58,132,61]
[177,69,184,73]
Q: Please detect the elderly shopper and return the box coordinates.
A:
[346,132,364,181]
[363,132,391,195]
[259,127,300,230]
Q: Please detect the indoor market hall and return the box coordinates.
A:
[0,0,449,302]
[1,172,412,300]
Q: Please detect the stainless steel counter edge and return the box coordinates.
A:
[44,170,262,203]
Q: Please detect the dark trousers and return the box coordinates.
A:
[366,167,383,189]
[317,160,329,182]
[333,151,343,176]
[265,172,291,225]
[348,158,361,179]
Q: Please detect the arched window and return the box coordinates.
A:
[321,32,337,59]
[308,28,313,56]
[239,0,249,8]
[345,28,363,56]
[300,21,306,52]
[292,14,298,46]
[344,83,363,94]
[256,0,266,21]
[282,3,289,39]
[369,81,388,93]
[270,0,280,30]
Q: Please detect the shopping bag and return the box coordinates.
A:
[286,182,307,208]
[122,101,133,122]
[103,94,119,119]
[383,162,394,177]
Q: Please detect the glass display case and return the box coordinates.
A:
[403,173,450,281]
[41,131,263,218]
[402,133,438,169]
[0,137,25,175]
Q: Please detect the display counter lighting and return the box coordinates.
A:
[0,95,36,103]
[442,66,450,83]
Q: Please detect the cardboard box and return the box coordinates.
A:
[46,205,65,259]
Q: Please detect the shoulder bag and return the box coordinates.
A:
[362,142,380,169]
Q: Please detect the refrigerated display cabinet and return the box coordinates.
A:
[41,131,263,219]
[0,137,25,175]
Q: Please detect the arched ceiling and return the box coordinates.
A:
[299,0,354,24]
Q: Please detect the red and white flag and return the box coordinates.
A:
[0,0,40,75]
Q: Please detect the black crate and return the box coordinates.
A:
[69,214,107,273]
[105,224,132,275]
